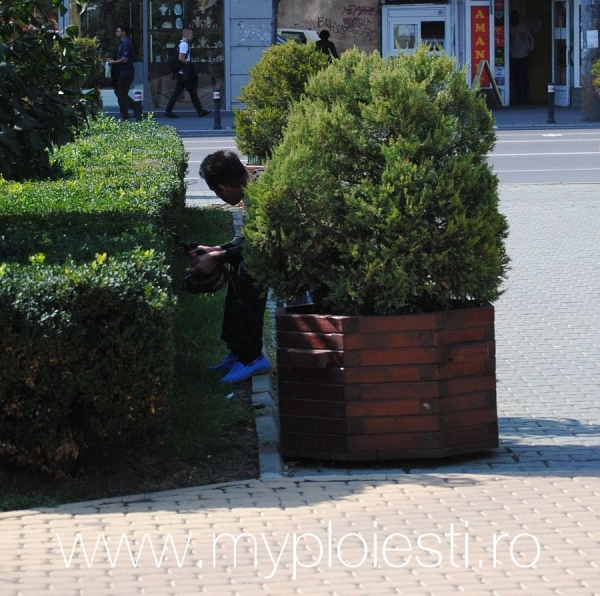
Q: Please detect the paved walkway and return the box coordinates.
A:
[2,185,599,594]
[110,104,599,136]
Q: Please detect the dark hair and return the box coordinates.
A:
[117,25,131,35]
[319,30,330,40]
[199,150,248,189]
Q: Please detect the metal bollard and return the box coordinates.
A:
[212,90,222,130]
[547,83,556,124]
[133,90,143,121]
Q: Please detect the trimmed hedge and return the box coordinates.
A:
[1,117,186,264]
[0,116,186,476]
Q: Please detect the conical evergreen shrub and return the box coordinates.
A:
[234,40,330,163]
[244,46,509,316]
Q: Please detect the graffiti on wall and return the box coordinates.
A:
[316,4,378,43]
[278,0,381,53]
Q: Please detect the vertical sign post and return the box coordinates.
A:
[471,5,491,87]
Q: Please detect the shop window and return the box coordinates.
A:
[421,21,445,49]
[77,0,224,109]
[149,1,224,109]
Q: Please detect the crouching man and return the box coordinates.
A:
[188,150,270,383]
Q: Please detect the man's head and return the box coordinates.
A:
[182,28,194,42]
[319,30,331,40]
[199,150,249,206]
[510,11,520,26]
[116,25,130,40]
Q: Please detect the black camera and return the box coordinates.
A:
[172,233,229,294]
[172,233,199,253]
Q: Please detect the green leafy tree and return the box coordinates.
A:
[592,57,600,96]
[244,47,509,316]
[68,36,104,89]
[0,0,101,181]
[234,40,330,163]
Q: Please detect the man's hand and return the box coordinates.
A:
[187,245,219,258]
[187,250,226,275]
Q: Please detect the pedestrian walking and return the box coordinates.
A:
[107,25,142,121]
[315,29,339,59]
[164,28,210,119]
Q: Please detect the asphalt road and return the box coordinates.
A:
[489,128,600,184]
[183,136,237,194]
[182,128,600,192]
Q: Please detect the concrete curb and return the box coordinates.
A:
[230,204,285,479]
[252,373,285,477]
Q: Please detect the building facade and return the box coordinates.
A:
[279,0,600,116]
[58,0,600,117]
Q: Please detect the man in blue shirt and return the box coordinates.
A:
[108,25,142,121]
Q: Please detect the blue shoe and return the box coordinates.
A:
[208,352,237,373]
[221,354,271,384]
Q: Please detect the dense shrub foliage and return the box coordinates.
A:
[244,47,509,315]
[0,116,187,476]
[0,117,186,264]
[0,251,174,475]
[0,0,101,181]
[234,40,330,163]
[592,57,600,97]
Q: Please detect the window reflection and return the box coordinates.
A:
[394,24,416,50]
[393,21,445,52]
[77,0,224,110]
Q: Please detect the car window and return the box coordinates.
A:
[279,31,308,44]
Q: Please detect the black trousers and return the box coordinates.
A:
[114,74,136,119]
[510,56,530,104]
[221,262,267,361]
[165,69,205,115]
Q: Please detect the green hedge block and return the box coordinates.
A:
[0,116,186,476]
[0,117,187,265]
[0,251,175,476]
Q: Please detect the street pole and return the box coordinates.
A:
[272,0,279,45]
[581,0,600,121]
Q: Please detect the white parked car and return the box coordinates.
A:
[277,28,320,44]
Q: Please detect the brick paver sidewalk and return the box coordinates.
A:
[1,473,599,595]
[1,185,599,595]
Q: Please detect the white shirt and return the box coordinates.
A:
[177,39,191,74]
[510,23,534,59]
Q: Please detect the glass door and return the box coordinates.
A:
[79,1,144,108]
[552,0,571,106]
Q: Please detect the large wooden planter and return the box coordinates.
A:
[276,303,498,461]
